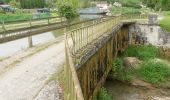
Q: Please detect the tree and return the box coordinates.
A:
[57,2,78,21]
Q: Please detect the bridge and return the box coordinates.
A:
[64,14,147,100]
[0,16,112,44]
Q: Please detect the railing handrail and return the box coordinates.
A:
[66,14,148,56]
[65,32,84,100]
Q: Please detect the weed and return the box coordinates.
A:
[122,45,158,60]
[159,11,170,33]
[138,60,170,84]
[97,87,112,100]
[112,58,133,81]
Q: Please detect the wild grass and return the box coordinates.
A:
[137,60,170,84]
[97,87,112,100]
[112,58,133,81]
[111,7,141,15]
[121,45,158,61]
[0,13,54,23]
[159,11,170,33]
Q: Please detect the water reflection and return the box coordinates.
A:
[0,32,55,57]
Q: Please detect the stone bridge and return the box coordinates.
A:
[65,15,147,100]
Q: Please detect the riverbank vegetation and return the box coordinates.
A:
[0,13,54,22]
[159,11,170,33]
[111,45,170,85]
[97,87,112,100]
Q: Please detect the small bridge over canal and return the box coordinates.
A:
[64,14,147,100]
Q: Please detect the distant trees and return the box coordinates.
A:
[19,0,46,9]
[141,0,170,11]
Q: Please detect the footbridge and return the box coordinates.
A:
[0,16,112,44]
[65,14,147,100]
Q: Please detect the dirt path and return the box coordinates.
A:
[0,40,65,100]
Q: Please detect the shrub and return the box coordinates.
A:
[97,87,112,100]
[122,45,158,61]
[138,60,170,84]
[112,58,133,81]
[57,2,78,21]
[159,11,170,33]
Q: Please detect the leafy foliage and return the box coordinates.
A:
[97,87,112,100]
[57,2,78,21]
[138,60,170,84]
[112,58,133,81]
[141,0,170,11]
[159,11,170,33]
[122,45,158,61]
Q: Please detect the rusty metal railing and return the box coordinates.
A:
[64,14,148,100]
[66,14,148,56]
[65,32,84,100]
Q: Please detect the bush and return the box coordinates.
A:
[122,45,158,61]
[138,60,170,84]
[57,3,78,21]
[97,87,112,100]
[112,58,133,81]
[159,11,170,33]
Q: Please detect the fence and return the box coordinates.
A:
[66,14,148,56]
[0,16,65,33]
[65,32,84,100]
[65,14,148,100]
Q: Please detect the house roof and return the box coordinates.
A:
[0,1,4,5]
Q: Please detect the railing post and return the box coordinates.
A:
[64,27,69,99]
[48,17,50,24]
[2,20,6,33]
[29,18,32,27]
[61,17,62,22]
[28,36,33,48]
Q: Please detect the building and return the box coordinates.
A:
[91,1,110,10]
[0,4,15,13]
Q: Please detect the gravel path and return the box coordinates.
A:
[0,40,65,100]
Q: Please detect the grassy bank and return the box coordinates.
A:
[159,11,170,33]
[97,87,112,100]
[112,45,170,85]
[0,13,58,23]
[111,7,149,15]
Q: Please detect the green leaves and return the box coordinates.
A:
[112,58,133,81]
[98,87,112,100]
[57,2,78,21]
[138,60,170,84]
[122,45,158,61]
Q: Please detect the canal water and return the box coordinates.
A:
[105,80,170,100]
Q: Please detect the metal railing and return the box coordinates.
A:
[65,33,84,100]
[0,16,65,33]
[66,14,148,56]
[65,14,148,100]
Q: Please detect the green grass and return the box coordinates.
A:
[122,45,158,61]
[159,11,170,33]
[97,87,112,100]
[111,7,141,15]
[112,58,133,81]
[137,60,170,84]
[0,13,55,23]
